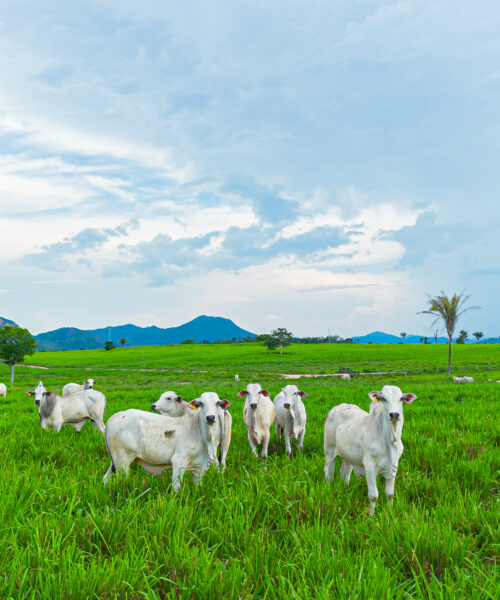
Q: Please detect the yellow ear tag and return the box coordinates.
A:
[190,404,198,411]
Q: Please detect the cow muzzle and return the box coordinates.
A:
[389,412,400,421]
[250,403,257,409]
[206,415,216,424]
[284,403,291,409]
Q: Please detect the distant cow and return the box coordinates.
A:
[104,392,231,489]
[274,384,308,456]
[0,383,6,397]
[238,383,275,458]
[151,391,233,468]
[340,373,350,381]
[324,385,416,515]
[27,383,106,433]
[234,374,240,382]
[62,379,96,396]
[453,376,474,383]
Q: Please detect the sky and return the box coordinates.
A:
[0,0,499,338]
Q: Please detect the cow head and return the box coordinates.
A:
[237,383,270,411]
[368,385,416,422]
[280,384,308,420]
[152,390,184,416]
[83,379,95,390]
[26,381,47,405]
[189,392,231,426]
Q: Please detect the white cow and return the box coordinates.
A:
[27,383,106,433]
[274,384,308,456]
[62,378,96,396]
[103,391,231,489]
[340,373,351,381]
[453,376,474,383]
[238,383,275,458]
[324,385,416,515]
[234,374,240,382]
[151,390,233,468]
[0,383,6,397]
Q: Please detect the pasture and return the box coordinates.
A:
[1,343,498,599]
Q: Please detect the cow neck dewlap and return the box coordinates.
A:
[374,404,402,446]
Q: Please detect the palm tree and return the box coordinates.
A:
[118,338,128,348]
[400,332,407,343]
[433,329,439,344]
[420,291,478,379]
[472,331,484,343]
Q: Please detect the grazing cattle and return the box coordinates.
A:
[151,390,232,467]
[0,383,6,397]
[103,392,231,489]
[27,384,106,433]
[324,385,416,515]
[238,383,275,458]
[274,384,308,456]
[234,374,240,382]
[62,379,96,396]
[340,373,350,381]
[453,376,474,383]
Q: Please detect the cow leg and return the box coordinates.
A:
[340,460,353,485]
[324,448,337,483]
[385,476,396,505]
[275,423,282,440]
[103,462,114,484]
[297,428,305,451]
[363,461,379,515]
[261,431,271,458]
[171,460,185,491]
[284,427,292,457]
[247,433,258,456]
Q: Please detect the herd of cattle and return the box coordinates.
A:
[20,378,417,514]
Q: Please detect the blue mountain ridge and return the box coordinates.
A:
[352,331,499,344]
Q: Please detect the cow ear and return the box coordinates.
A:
[298,390,308,398]
[218,399,232,410]
[176,396,183,403]
[368,391,383,402]
[189,400,202,410]
[260,389,270,397]
[401,393,416,405]
[237,390,249,398]
[26,391,34,397]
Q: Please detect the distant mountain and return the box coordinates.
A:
[36,328,105,351]
[352,331,499,344]
[35,315,256,350]
[87,315,256,346]
[0,317,19,328]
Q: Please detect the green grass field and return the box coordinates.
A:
[1,343,498,599]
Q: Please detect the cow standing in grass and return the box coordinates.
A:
[27,382,106,434]
[151,390,233,468]
[324,385,416,515]
[0,383,6,397]
[62,379,96,396]
[274,384,308,457]
[104,392,231,489]
[239,383,275,458]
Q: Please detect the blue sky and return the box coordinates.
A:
[0,0,499,337]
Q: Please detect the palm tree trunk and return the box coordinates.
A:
[280,344,283,355]
[446,336,452,379]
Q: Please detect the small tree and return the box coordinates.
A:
[400,332,407,343]
[472,331,484,343]
[118,338,128,348]
[420,291,478,379]
[104,340,116,351]
[181,339,195,344]
[262,328,293,355]
[433,329,439,344]
[0,325,37,384]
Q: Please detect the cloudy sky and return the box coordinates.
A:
[1,0,499,337]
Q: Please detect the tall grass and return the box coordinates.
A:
[0,344,498,598]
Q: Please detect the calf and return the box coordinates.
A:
[238,383,275,457]
[27,383,106,433]
[151,391,233,468]
[62,379,96,396]
[274,384,308,456]
[324,385,416,515]
[0,383,6,397]
[103,392,231,489]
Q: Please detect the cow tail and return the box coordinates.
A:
[104,429,116,473]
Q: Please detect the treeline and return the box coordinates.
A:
[181,335,354,345]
